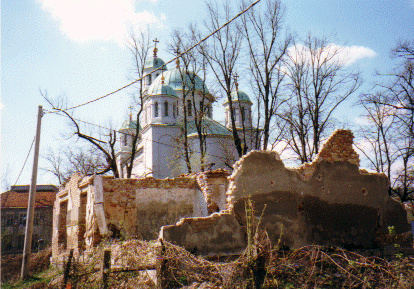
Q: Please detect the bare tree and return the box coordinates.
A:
[42,146,107,184]
[42,92,119,178]
[358,40,414,202]
[283,35,361,163]
[357,92,398,182]
[124,29,152,178]
[202,1,246,157]
[239,0,292,150]
[169,30,194,173]
[1,164,12,192]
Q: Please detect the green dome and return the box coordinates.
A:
[147,83,177,97]
[144,56,167,70]
[187,117,232,137]
[225,90,252,104]
[152,68,210,94]
[120,119,139,130]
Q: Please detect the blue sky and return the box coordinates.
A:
[1,0,413,188]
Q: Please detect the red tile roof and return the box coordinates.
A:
[1,186,58,208]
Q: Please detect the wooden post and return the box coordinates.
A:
[102,249,111,289]
[63,249,74,289]
[21,105,43,279]
[156,239,168,289]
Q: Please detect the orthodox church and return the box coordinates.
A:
[116,44,257,179]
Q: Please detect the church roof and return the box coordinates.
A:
[147,82,178,97]
[224,90,252,104]
[144,56,167,70]
[186,117,232,137]
[152,68,211,95]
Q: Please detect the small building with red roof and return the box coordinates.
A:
[1,185,58,254]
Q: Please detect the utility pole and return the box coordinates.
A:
[21,105,43,279]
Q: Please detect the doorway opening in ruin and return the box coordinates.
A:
[78,193,87,251]
[58,201,68,252]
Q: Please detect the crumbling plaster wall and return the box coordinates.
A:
[226,130,409,248]
[161,130,411,253]
[101,176,206,240]
[52,171,230,262]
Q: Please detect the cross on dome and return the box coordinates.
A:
[234,73,239,90]
[153,38,159,57]
[174,49,180,68]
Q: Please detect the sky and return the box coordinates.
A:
[1,0,414,189]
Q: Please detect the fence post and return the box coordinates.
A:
[102,249,111,289]
[62,249,74,289]
[156,239,168,289]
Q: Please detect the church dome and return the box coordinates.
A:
[152,68,210,95]
[225,90,252,104]
[144,56,167,70]
[147,82,177,97]
[120,118,139,130]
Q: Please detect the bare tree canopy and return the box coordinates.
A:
[124,29,152,178]
[202,0,246,157]
[41,91,119,178]
[42,146,107,185]
[239,0,292,150]
[358,39,414,203]
[282,35,362,163]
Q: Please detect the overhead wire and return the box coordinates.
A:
[13,136,36,186]
[44,109,239,162]
[56,0,262,112]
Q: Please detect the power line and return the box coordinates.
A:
[13,136,36,186]
[45,109,239,162]
[58,0,262,112]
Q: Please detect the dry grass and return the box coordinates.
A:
[1,247,52,285]
[3,240,414,288]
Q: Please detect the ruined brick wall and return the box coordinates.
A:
[52,173,88,260]
[294,129,360,181]
[195,169,230,214]
[222,129,407,249]
[101,176,205,240]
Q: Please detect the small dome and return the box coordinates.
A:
[147,82,177,97]
[120,119,139,130]
[225,90,252,104]
[152,68,210,95]
[144,56,167,70]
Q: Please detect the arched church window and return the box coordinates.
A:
[187,99,192,116]
[164,101,169,116]
[148,74,152,85]
[123,134,128,146]
[154,102,159,117]
[173,104,176,118]
[241,107,245,121]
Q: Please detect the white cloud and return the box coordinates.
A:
[287,43,377,67]
[38,0,164,45]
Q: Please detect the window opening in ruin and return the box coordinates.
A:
[58,201,68,251]
[78,193,87,251]
[164,101,169,116]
